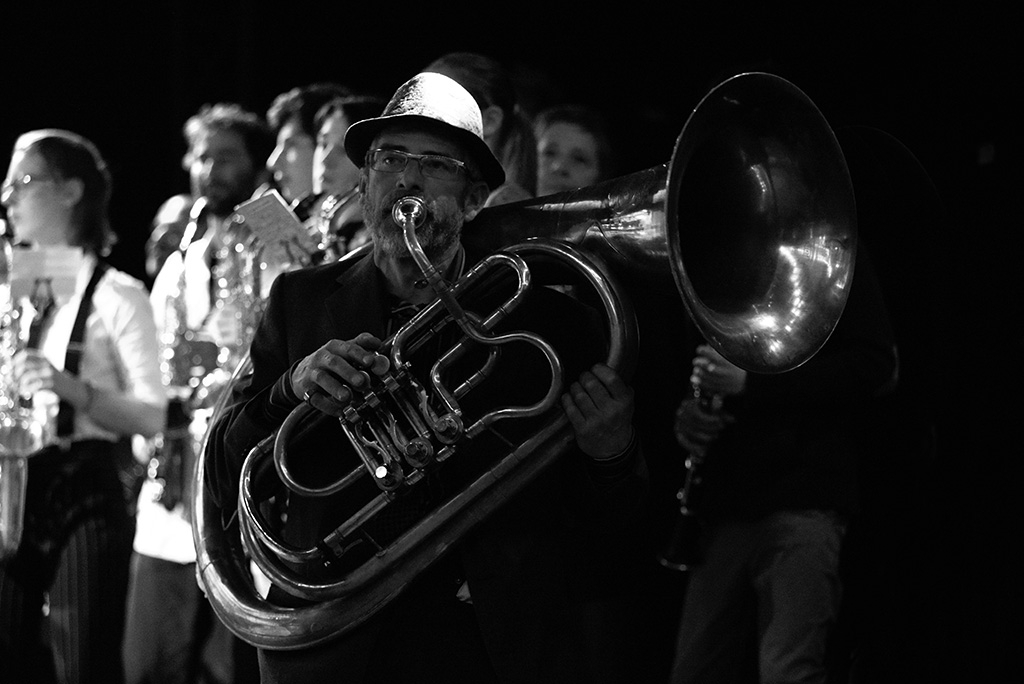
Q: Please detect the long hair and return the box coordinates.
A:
[14,129,116,255]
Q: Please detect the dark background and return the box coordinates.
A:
[5,3,1014,277]
[5,2,1020,680]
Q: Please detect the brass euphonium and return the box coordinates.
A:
[196,196,636,650]
[194,72,858,650]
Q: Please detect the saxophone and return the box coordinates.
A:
[310,186,363,263]
[0,226,44,562]
[194,214,263,404]
[148,199,219,513]
[149,194,317,513]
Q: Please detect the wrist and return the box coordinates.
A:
[282,362,303,405]
[268,362,304,415]
[589,426,636,462]
[584,428,639,485]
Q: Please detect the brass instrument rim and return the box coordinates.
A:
[666,71,857,374]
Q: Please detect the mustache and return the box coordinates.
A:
[379,191,422,225]
[362,191,465,260]
[373,192,462,230]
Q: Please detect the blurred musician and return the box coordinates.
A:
[204,71,645,684]
[124,103,273,684]
[144,193,191,283]
[1,128,166,684]
[265,82,352,210]
[303,94,386,261]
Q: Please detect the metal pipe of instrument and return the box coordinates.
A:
[313,185,362,262]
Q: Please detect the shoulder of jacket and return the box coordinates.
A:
[274,250,371,292]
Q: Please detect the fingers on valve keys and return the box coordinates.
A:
[302,370,368,415]
[299,337,390,415]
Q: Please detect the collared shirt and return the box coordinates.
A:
[33,252,165,443]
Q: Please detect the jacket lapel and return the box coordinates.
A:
[321,254,390,343]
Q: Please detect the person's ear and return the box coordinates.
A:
[58,177,84,207]
[480,105,504,142]
[462,180,490,222]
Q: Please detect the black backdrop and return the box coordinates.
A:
[5,2,1020,680]
[6,2,1014,280]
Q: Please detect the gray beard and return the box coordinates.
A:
[362,193,465,261]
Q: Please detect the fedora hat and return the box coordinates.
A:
[344,72,506,189]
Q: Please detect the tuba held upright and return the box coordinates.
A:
[194,72,858,650]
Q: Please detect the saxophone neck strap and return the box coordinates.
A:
[57,260,109,437]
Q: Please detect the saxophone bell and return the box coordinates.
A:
[312,185,363,263]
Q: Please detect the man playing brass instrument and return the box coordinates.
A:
[204,72,646,683]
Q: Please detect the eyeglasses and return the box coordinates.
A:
[1,173,56,205]
[366,148,468,182]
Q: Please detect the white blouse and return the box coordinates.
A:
[34,253,165,443]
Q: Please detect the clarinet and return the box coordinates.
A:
[657,385,721,572]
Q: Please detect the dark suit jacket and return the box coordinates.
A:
[205,245,647,683]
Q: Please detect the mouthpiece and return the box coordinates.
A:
[392,196,426,229]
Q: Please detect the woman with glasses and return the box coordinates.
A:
[0,129,166,684]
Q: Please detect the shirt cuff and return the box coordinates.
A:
[263,361,303,423]
[584,427,638,484]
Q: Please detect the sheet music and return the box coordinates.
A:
[231,189,310,248]
[9,246,86,301]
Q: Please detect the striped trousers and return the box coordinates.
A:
[1,509,133,683]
